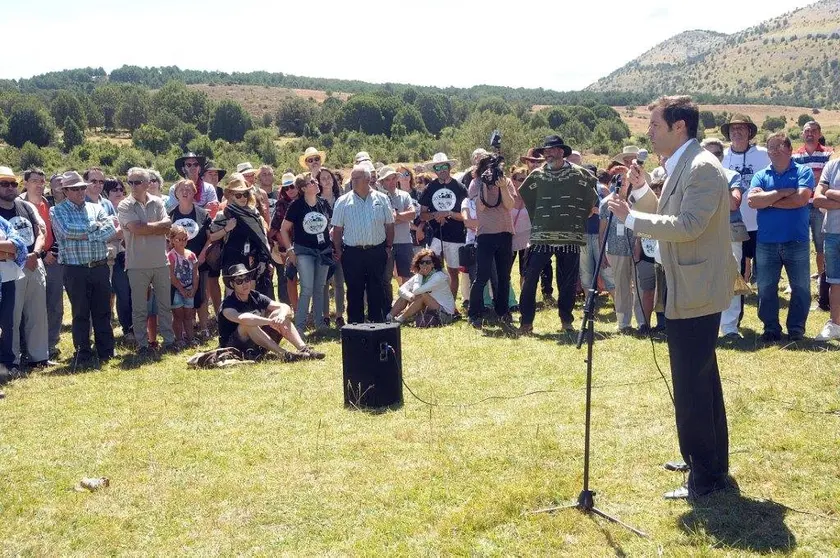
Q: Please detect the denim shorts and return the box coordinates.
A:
[824,233,840,284]
[393,243,414,278]
[172,290,195,309]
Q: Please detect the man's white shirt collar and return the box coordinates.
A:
[665,139,695,178]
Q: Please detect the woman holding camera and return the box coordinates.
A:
[466,157,517,328]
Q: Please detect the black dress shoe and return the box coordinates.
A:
[664,460,690,472]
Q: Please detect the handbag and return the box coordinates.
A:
[458,244,476,268]
[729,221,750,243]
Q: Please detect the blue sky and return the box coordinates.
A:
[4,0,815,91]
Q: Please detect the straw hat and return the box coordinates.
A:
[299,147,327,169]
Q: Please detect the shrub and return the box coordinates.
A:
[132,124,171,154]
[4,103,55,148]
[209,100,253,142]
[62,116,85,153]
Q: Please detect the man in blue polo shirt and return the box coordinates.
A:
[747,132,815,342]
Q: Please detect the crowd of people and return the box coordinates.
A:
[0,110,836,383]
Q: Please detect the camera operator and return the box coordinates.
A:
[466,155,517,328]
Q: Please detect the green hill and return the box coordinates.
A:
[586,0,840,106]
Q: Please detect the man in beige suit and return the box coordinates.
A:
[609,96,736,500]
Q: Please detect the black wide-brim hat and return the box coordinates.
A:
[175,152,208,178]
[223,263,255,288]
[204,160,227,181]
[533,135,572,158]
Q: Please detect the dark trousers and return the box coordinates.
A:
[112,252,133,335]
[541,261,553,296]
[64,264,114,358]
[520,248,579,327]
[0,280,15,366]
[666,312,729,495]
[469,232,513,320]
[342,244,387,324]
[274,262,290,304]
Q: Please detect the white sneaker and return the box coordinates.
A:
[815,320,840,341]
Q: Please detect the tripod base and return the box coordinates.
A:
[530,490,648,538]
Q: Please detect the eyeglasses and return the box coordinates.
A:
[88,179,105,185]
[233,192,248,199]
[432,164,450,172]
[64,185,86,192]
[127,180,145,186]
[0,181,18,188]
[305,157,321,164]
[400,171,411,177]
[232,277,250,285]
[150,178,160,183]
[184,162,201,168]
[418,259,434,265]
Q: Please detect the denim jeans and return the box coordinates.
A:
[468,232,513,320]
[45,260,64,353]
[579,232,615,291]
[756,241,810,336]
[0,280,16,366]
[295,248,330,331]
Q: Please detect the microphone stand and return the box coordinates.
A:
[531,175,647,538]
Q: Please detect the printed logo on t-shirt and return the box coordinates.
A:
[173,217,199,240]
[431,188,456,211]
[302,212,329,235]
[8,215,34,247]
[641,238,657,258]
[732,163,756,190]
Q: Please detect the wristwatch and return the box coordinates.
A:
[37,249,47,259]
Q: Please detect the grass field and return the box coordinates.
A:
[0,271,838,555]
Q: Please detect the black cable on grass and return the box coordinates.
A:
[388,346,669,409]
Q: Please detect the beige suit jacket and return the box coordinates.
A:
[631,140,737,320]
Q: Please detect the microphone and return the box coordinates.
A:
[625,149,649,201]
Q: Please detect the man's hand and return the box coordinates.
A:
[44,252,57,266]
[24,253,39,271]
[628,163,647,189]
[333,246,342,262]
[775,188,797,198]
[434,212,447,224]
[607,197,631,222]
[224,218,237,232]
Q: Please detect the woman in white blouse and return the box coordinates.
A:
[391,249,456,325]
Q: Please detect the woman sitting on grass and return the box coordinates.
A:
[390,249,456,326]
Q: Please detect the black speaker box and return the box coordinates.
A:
[340,322,403,410]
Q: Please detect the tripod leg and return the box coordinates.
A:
[590,507,649,538]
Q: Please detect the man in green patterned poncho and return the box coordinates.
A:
[518,135,599,334]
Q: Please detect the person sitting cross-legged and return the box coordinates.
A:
[217,264,324,361]
[390,249,456,326]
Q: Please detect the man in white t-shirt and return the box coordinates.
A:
[721,114,770,287]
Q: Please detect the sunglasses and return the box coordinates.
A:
[233,192,249,199]
[110,188,126,193]
[709,151,723,158]
[282,184,297,189]
[418,259,434,265]
[0,181,18,188]
[400,171,411,177]
[305,157,321,164]
[512,175,525,182]
[127,180,145,186]
[88,179,105,185]
[64,185,86,192]
[184,162,201,168]
[150,178,160,183]
[432,164,450,172]
[232,276,250,285]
